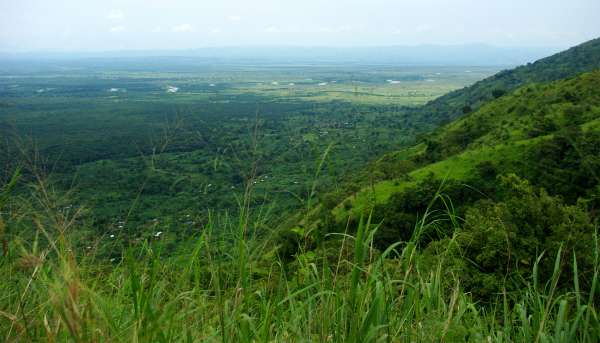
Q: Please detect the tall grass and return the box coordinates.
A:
[1,172,598,342]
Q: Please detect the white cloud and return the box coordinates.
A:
[109,25,125,33]
[152,26,163,33]
[107,10,124,20]
[227,15,241,22]
[210,28,222,34]
[265,26,281,33]
[172,24,194,33]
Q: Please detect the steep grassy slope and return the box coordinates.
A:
[425,68,600,157]
[327,38,600,206]
[332,70,600,221]
[409,37,600,126]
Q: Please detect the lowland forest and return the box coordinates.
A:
[1,38,600,341]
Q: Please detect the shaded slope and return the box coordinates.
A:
[410,37,600,126]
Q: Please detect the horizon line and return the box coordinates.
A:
[0,42,570,55]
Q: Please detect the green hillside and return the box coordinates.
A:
[330,70,600,223]
[409,37,600,126]
[296,69,600,305]
[312,38,600,216]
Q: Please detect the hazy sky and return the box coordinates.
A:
[1,0,599,51]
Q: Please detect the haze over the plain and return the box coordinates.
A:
[1,0,599,52]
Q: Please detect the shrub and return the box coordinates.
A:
[449,174,596,299]
[492,88,507,98]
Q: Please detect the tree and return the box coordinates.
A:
[445,174,596,299]
[492,88,506,98]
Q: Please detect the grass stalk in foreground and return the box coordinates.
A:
[1,176,599,341]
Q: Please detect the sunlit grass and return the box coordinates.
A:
[1,173,598,342]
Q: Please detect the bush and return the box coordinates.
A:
[492,88,507,99]
[448,174,596,299]
[372,178,482,249]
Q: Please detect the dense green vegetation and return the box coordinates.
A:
[0,64,495,234]
[315,69,600,303]
[2,39,600,341]
[408,37,600,127]
[1,183,598,341]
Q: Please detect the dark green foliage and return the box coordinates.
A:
[372,177,481,249]
[528,115,557,137]
[492,88,507,98]
[446,174,596,299]
[475,161,497,180]
[274,228,301,263]
[526,128,600,203]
